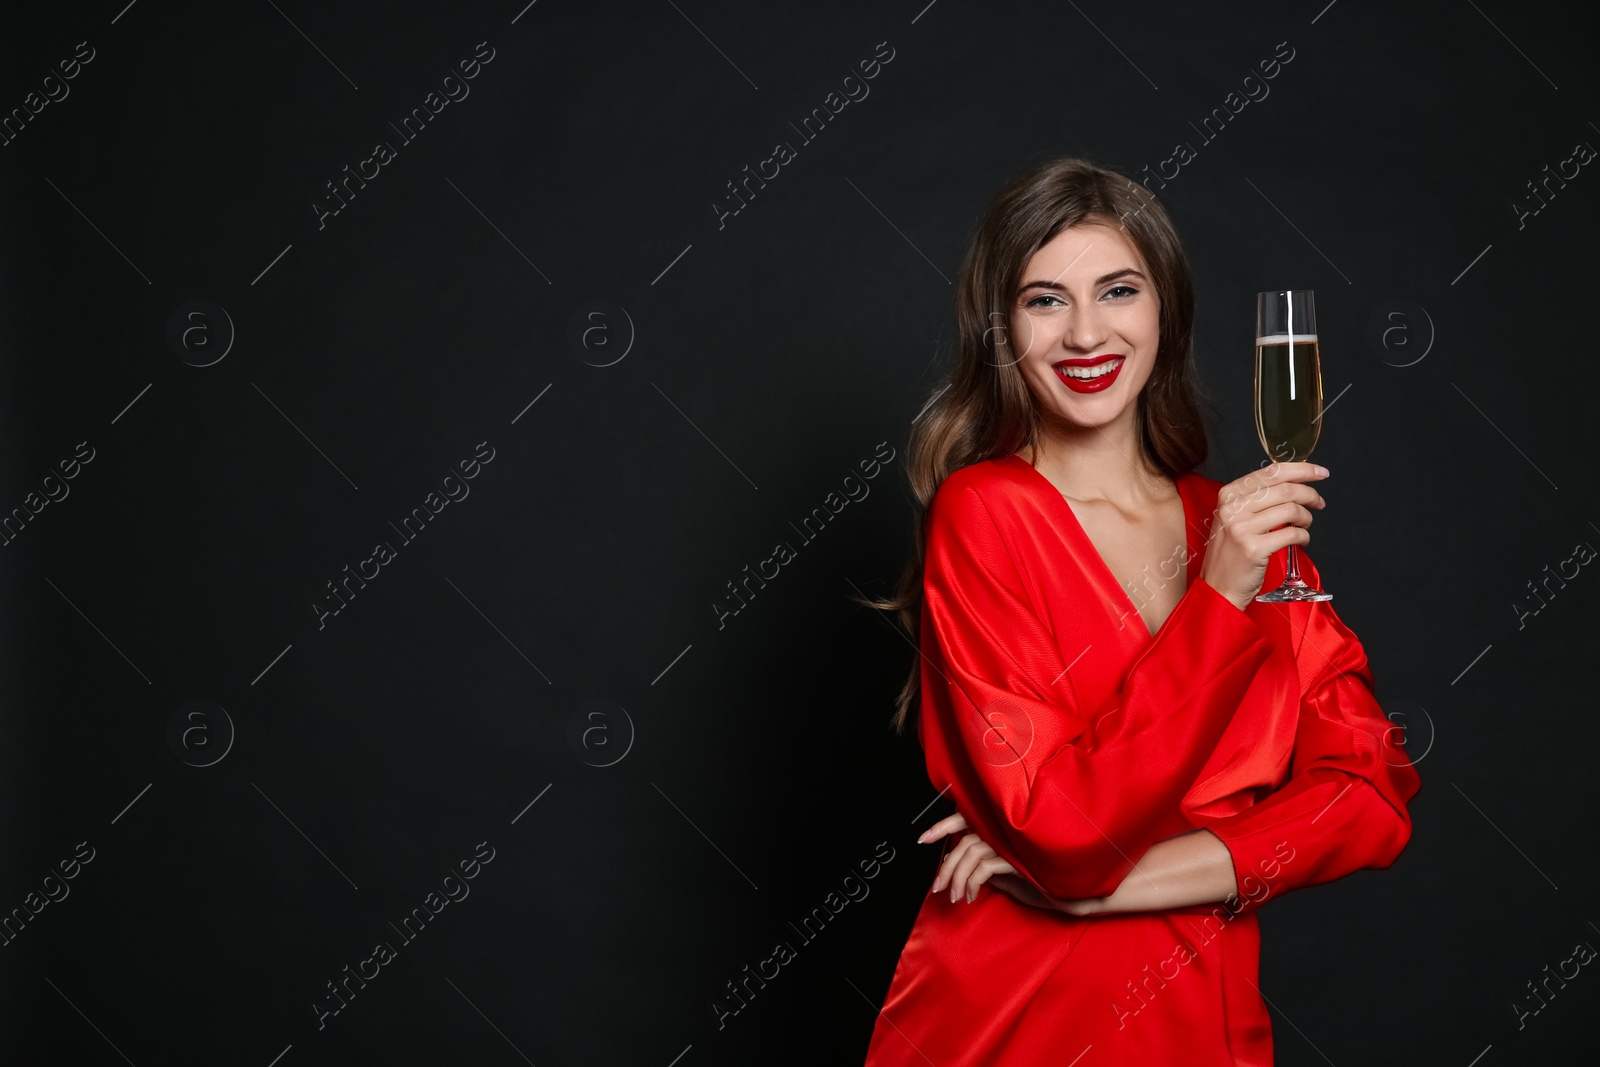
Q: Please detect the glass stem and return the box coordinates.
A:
[1285,541,1302,583]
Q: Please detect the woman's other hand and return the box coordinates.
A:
[1199,460,1329,611]
[918,812,1104,914]
[919,812,1008,903]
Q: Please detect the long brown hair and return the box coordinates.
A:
[860,156,1214,735]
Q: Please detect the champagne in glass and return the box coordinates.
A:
[1254,290,1332,602]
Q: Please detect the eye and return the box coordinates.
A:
[1103,285,1138,300]
[1024,293,1065,308]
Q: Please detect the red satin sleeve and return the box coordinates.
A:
[920,482,1275,901]
[1201,548,1422,915]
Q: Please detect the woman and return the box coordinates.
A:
[859,157,1420,1065]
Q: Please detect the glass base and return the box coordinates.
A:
[1255,577,1332,603]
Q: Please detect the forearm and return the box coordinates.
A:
[1083,828,1238,914]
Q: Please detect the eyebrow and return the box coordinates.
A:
[1016,268,1146,295]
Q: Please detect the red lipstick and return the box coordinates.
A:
[1053,354,1125,394]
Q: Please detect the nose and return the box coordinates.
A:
[1062,300,1109,354]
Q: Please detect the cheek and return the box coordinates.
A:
[1137,306,1161,347]
[1017,362,1054,404]
[1008,313,1041,358]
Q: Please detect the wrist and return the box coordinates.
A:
[1054,894,1110,917]
[1197,575,1250,613]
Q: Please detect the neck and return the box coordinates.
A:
[1022,407,1169,506]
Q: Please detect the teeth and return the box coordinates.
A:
[1059,357,1123,380]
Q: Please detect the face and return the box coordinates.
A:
[1006,221,1161,435]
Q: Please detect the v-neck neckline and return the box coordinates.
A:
[1000,453,1201,640]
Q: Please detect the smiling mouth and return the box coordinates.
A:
[1054,356,1125,380]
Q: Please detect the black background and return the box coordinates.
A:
[2,1,1597,1064]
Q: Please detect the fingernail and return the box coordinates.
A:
[916,831,929,843]
[1315,465,1329,477]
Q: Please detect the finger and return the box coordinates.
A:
[1243,501,1315,534]
[933,834,974,897]
[916,811,967,845]
[1237,473,1323,515]
[948,841,994,903]
[931,832,978,894]
[963,856,1017,902]
[1262,460,1327,484]
[1258,481,1324,510]
[990,871,1050,909]
[1254,524,1312,558]
[1227,462,1326,511]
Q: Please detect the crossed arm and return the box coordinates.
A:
[923,812,1238,916]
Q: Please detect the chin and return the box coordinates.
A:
[1050,405,1127,432]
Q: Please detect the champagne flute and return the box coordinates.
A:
[1254,290,1332,602]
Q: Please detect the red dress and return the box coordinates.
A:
[862,454,1421,1066]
